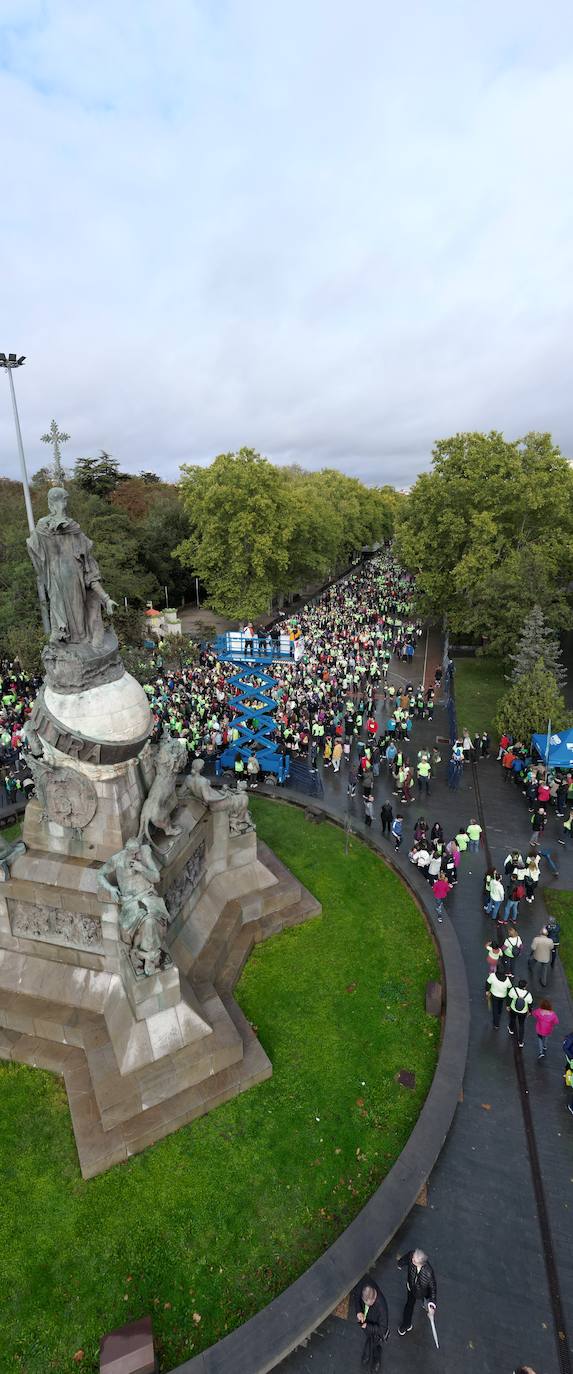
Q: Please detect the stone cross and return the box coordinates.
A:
[41,418,70,484]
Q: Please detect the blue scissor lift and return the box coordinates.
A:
[214,632,295,782]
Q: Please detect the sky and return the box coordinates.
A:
[1,0,573,489]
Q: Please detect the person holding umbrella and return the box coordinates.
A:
[397,1247,437,1338]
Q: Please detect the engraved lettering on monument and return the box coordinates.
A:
[8,899,104,952]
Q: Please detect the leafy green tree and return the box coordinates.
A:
[176,449,293,618]
[395,431,573,654]
[5,623,47,675]
[509,604,566,689]
[494,660,571,742]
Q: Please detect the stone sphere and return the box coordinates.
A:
[44,671,151,746]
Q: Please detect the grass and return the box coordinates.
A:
[544,889,573,995]
[453,656,506,741]
[0,821,22,844]
[0,797,439,1374]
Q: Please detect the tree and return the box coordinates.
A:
[175,451,396,618]
[509,605,567,689]
[395,431,573,654]
[5,623,47,675]
[139,470,161,484]
[494,661,571,742]
[176,449,293,618]
[74,452,128,499]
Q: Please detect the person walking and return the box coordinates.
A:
[503,875,525,926]
[353,1276,389,1372]
[545,914,560,968]
[507,978,533,1046]
[524,853,540,904]
[466,818,482,852]
[484,870,505,919]
[380,801,393,837]
[503,926,523,970]
[417,754,431,796]
[363,794,374,828]
[532,999,559,1060]
[332,739,343,773]
[528,927,554,988]
[397,1248,437,1337]
[530,806,547,845]
[391,814,403,852]
[486,965,512,1030]
[433,872,452,923]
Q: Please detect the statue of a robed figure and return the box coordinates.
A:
[27,487,122,692]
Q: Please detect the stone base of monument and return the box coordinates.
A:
[0,797,320,1176]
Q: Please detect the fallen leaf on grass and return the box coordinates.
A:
[193,1312,202,1324]
[73,1354,84,1365]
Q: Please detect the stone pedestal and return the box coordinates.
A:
[0,672,321,1177]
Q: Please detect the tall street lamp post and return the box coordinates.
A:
[0,352,51,633]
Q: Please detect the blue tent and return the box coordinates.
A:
[531,729,573,768]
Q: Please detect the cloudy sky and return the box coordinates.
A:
[1,0,573,488]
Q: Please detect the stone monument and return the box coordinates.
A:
[0,489,320,1177]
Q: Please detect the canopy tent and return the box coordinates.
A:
[531,730,573,768]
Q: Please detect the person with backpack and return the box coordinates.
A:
[503,876,525,925]
[507,979,533,1045]
[486,965,513,1029]
[503,926,523,969]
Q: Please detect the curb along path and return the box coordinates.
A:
[171,795,469,1374]
[471,757,572,1374]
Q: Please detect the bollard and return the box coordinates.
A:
[100,1315,156,1374]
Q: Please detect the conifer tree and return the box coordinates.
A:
[509,604,567,689]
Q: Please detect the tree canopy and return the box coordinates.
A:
[175,448,396,619]
[395,431,573,654]
[494,661,571,742]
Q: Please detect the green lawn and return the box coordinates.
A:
[0,821,22,844]
[544,889,573,994]
[0,797,439,1374]
[453,656,506,742]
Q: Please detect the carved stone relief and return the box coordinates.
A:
[164,841,206,921]
[8,898,104,953]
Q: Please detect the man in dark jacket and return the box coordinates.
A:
[397,1247,437,1336]
[353,1276,389,1371]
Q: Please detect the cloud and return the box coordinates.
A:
[1,0,573,489]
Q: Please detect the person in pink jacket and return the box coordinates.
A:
[532,999,559,1060]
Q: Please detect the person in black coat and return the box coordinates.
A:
[352,1276,389,1371]
[397,1248,437,1336]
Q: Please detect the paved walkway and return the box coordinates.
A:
[274,693,573,1374]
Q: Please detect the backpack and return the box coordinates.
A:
[563,1031,573,1062]
[513,993,527,1013]
[513,883,526,901]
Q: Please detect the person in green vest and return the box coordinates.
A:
[466,819,482,852]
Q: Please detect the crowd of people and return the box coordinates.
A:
[1,547,572,1369]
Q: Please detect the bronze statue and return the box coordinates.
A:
[138,728,187,844]
[98,837,171,976]
[27,487,116,648]
[180,758,254,834]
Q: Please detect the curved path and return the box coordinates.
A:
[172,789,469,1373]
[279,706,573,1374]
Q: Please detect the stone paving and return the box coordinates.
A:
[276,687,573,1374]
